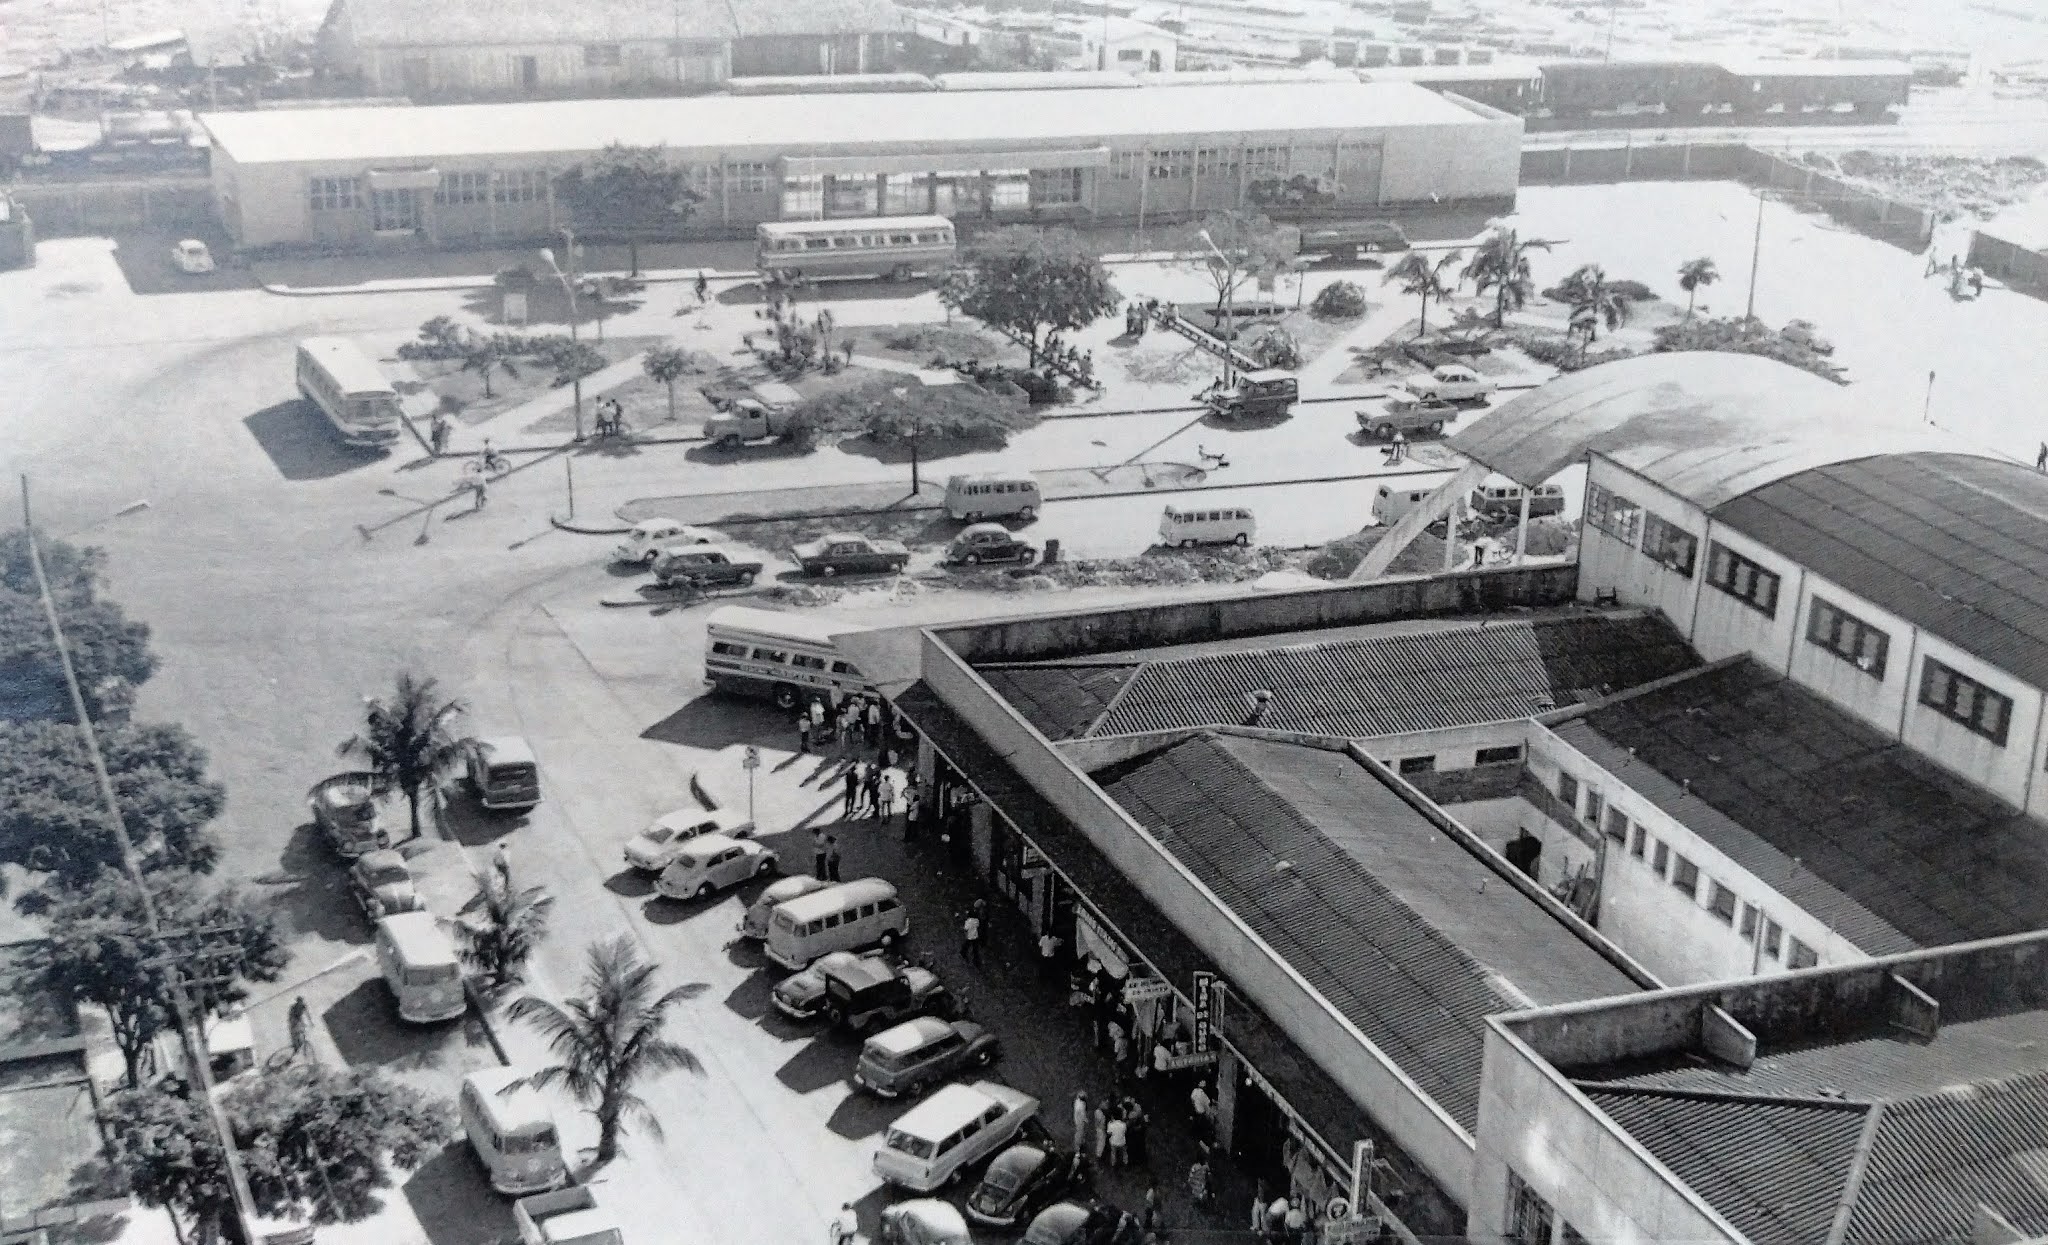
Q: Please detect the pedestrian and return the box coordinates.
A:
[1191,1079,1213,1141]
[1126,1098,1148,1164]
[1391,430,1407,463]
[1093,1101,1108,1161]
[429,413,449,454]
[1106,1109,1128,1169]
[695,270,710,304]
[903,785,922,844]
[877,770,898,820]
[1112,1020,1130,1070]
[287,995,313,1057]
[864,698,882,746]
[471,475,489,509]
[1037,929,1062,981]
[824,835,842,882]
[1925,250,1939,278]
[1143,1184,1162,1234]
[1188,1156,1213,1208]
[1285,1202,1308,1245]
[829,1201,858,1245]
[842,765,860,819]
[813,829,829,881]
[1266,1198,1290,1241]
[492,840,512,890]
[839,707,858,750]
[795,707,811,755]
[861,765,881,818]
[1971,267,1985,296]
[1153,1038,1171,1081]
[2037,442,2046,473]
[961,909,983,966]
[811,696,828,738]
[1073,1092,1090,1153]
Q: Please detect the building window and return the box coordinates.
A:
[1111,151,1145,181]
[433,171,489,206]
[1148,149,1192,179]
[1603,807,1629,842]
[1708,881,1737,923]
[1243,144,1288,175]
[1031,168,1083,206]
[1671,855,1699,898]
[494,170,546,203]
[1476,744,1524,765]
[1807,598,1890,679]
[1762,918,1783,960]
[1787,937,1819,969]
[1739,903,1759,940]
[1557,772,1579,809]
[583,43,622,66]
[1116,47,1146,62]
[1397,755,1436,775]
[309,176,362,211]
[1506,1171,1555,1245]
[1641,513,1699,577]
[780,174,823,219]
[1705,543,1781,616]
[1584,482,1643,545]
[728,162,772,194]
[1582,789,1604,827]
[1652,840,1669,876]
[1195,147,1238,178]
[1629,825,1646,859]
[1918,658,2013,745]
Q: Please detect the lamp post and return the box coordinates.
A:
[894,386,918,494]
[1196,228,1237,384]
[535,229,587,442]
[1743,187,1767,322]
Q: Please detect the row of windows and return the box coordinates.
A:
[1565,772,1820,971]
[1705,542,1782,616]
[1808,596,1891,678]
[1507,1170,1586,1245]
[1921,658,2013,745]
[309,176,361,211]
[1392,743,1524,776]
[1641,512,1698,577]
[312,163,771,214]
[1583,482,1643,544]
[1110,145,1295,181]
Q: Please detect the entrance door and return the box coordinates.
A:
[516,56,539,90]
[1232,1074,1289,1172]
[371,188,419,233]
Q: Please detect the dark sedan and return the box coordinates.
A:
[1022,1202,1144,1245]
[967,1143,1082,1228]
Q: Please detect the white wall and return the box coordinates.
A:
[1443,795,1595,893]
[1377,118,1520,203]
[1687,522,1803,670]
[1573,460,1706,630]
[1899,630,2044,810]
[1784,571,1913,740]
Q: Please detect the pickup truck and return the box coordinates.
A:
[1402,364,1495,405]
[308,772,388,858]
[515,1186,623,1245]
[1357,397,1458,440]
[651,544,763,588]
[704,381,807,448]
[793,533,911,577]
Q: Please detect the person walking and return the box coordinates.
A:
[824,835,842,883]
[492,840,512,891]
[470,475,489,510]
[864,698,882,747]
[795,706,812,755]
[839,706,858,751]
[695,270,711,304]
[1092,1100,1108,1162]
[287,995,313,1058]
[1142,1184,1162,1235]
[1188,1155,1213,1208]
[961,909,983,966]
[1125,1098,1149,1165]
[1037,929,1062,982]
[877,770,898,821]
[2037,442,2046,473]
[1106,1109,1129,1169]
[1109,1016,1129,1071]
[1073,1092,1090,1154]
[1190,1079,1213,1142]
[861,765,882,819]
[842,766,860,819]
[903,784,922,845]
[829,1202,858,1245]
[813,829,829,881]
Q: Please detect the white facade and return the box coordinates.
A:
[1069,18,1177,74]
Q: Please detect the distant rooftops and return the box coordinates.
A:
[326,0,901,48]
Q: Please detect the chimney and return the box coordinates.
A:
[1243,689,1275,726]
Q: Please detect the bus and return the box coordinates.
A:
[755,216,957,283]
[704,605,873,710]
[296,336,404,448]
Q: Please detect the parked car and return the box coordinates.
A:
[944,524,1037,567]
[308,771,388,858]
[171,239,215,274]
[968,1144,1082,1228]
[1199,369,1297,420]
[771,949,886,1020]
[1780,319,1835,355]
[653,834,778,900]
[622,807,755,873]
[651,544,762,588]
[854,1016,998,1097]
[612,518,715,565]
[1358,397,1458,439]
[740,874,835,941]
[873,1081,1039,1192]
[878,1200,973,1245]
[1023,1202,1145,1245]
[349,848,422,920]
[822,955,954,1031]
[1402,364,1494,405]
[794,533,911,577]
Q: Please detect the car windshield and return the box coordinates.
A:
[362,863,407,887]
[643,826,675,844]
[503,1126,558,1155]
[983,1165,1023,1194]
[884,1129,936,1160]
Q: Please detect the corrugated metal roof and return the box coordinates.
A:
[1712,452,2048,691]
[1446,353,1965,508]
[1074,613,1696,740]
[1581,1088,1867,1245]
[1096,733,1641,1128]
[1850,1071,2048,1245]
[977,663,1141,740]
[1558,660,2048,951]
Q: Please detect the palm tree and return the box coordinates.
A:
[1382,249,1463,338]
[337,672,471,841]
[1557,264,1634,348]
[1677,257,1720,321]
[460,869,555,991]
[459,335,520,399]
[642,347,694,423]
[509,937,706,1166]
[1462,228,1551,328]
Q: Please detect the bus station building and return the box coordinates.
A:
[197,77,1520,251]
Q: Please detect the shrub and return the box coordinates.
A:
[396,315,469,361]
[1310,280,1368,319]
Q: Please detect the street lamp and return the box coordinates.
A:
[894,386,918,494]
[535,229,587,442]
[1196,228,1238,384]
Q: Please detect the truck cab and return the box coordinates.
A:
[515,1185,624,1245]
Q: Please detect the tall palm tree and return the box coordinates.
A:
[1677,257,1720,321]
[1462,228,1551,328]
[509,937,706,1166]
[1383,249,1464,338]
[460,869,556,991]
[337,672,471,841]
[1558,263,1634,348]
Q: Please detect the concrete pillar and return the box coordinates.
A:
[1561,146,1571,179]
[1214,1047,1240,1151]
[1515,490,1531,563]
[1682,143,1691,177]
[1623,137,1632,177]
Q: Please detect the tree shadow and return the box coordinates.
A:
[244,401,389,481]
[777,1031,858,1096]
[402,1140,516,1245]
[1198,408,1293,432]
[681,439,816,465]
[834,431,1012,465]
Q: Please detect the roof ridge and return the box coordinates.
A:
[1577,1081,1877,1111]
[1084,658,1152,738]
[1823,1101,1887,1245]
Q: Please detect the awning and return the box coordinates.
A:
[781,147,1110,178]
[367,167,439,191]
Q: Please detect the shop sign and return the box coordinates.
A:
[1192,972,1214,1051]
[1019,845,1051,880]
[1322,1216,1376,1245]
[1160,1049,1218,1071]
[1122,978,1174,1004]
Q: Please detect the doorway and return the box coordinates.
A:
[516,56,539,90]
[371,188,419,233]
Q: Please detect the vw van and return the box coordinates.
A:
[1158,505,1256,548]
[465,736,541,812]
[739,874,834,940]
[944,474,1042,523]
[764,878,908,971]
[374,911,467,1024]
[459,1066,566,1195]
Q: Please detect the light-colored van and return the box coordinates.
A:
[739,874,834,940]
[873,1081,1040,1192]
[1371,475,1458,527]
[1469,481,1566,519]
[374,911,467,1024]
[466,735,541,812]
[460,1067,566,1195]
[944,474,1042,523]
[764,877,909,971]
[1158,504,1255,548]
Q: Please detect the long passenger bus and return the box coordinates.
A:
[704,605,873,710]
[295,336,404,448]
[755,216,957,283]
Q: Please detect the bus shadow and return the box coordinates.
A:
[641,697,785,749]
[244,401,389,481]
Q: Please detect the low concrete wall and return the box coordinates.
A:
[1969,229,2048,299]
[1742,148,1934,250]
[933,564,1580,665]
[1521,141,1747,185]
[8,178,214,236]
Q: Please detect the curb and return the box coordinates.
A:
[257,268,760,298]
[552,513,634,536]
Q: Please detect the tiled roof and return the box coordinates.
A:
[1713,452,2048,690]
[1848,1071,2048,1245]
[976,663,1140,740]
[1580,1088,1867,1245]
[1556,659,2048,951]
[988,612,1698,742]
[1095,733,1641,1128]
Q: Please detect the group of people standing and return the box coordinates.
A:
[796,694,892,756]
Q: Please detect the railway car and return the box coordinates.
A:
[1716,58,1911,117]
[1537,59,1727,118]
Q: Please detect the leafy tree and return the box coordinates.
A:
[0,720,224,890]
[1677,256,1720,320]
[1651,315,1845,383]
[1555,263,1635,346]
[460,868,555,992]
[937,226,1119,370]
[552,145,703,276]
[1382,249,1464,338]
[1462,227,1551,328]
[1309,280,1368,319]
[458,334,520,400]
[641,347,702,423]
[1176,211,1298,322]
[336,672,470,841]
[532,336,607,388]
[0,528,158,722]
[579,275,645,343]
[510,936,706,1166]
[42,869,286,1086]
[795,377,1037,447]
[100,1079,233,1241]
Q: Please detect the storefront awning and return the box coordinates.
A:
[366,167,439,191]
[781,147,1110,178]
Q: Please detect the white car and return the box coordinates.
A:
[171,239,215,274]
[623,807,755,872]
[612,518,716,566]
[1404,364,1494,405]
[654,834,778,900]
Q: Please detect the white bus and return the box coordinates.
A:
[704,605,873,710]
[755,216,957,283]
[296,336,404,448]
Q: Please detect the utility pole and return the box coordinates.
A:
[1744,188,1766,322]
[19,476,262,1244]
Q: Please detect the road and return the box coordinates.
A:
[1527,98,2048,155]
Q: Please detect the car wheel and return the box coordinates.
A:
[737,570,756,586]
[976,1045,996,1066]
[905,1077,927,1098]
[756,857,776,876]
[879,930,899,949]
[641,549,658,565]
[772,684,798,710]
[1017,506,1036,521]
[889,264,911,283]
[1428,420,1445,434]
[696,882,714,899]
[1234,533,1250,546]
[827,1003,847,1027]
[1180,539,1197,549]
[1374,423,1394,440]
[964,552,980,565]
[966,512,981,523]
[820,565,837,577]
[1020,549,1036,565]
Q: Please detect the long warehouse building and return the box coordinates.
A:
[198,78,1521,251]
